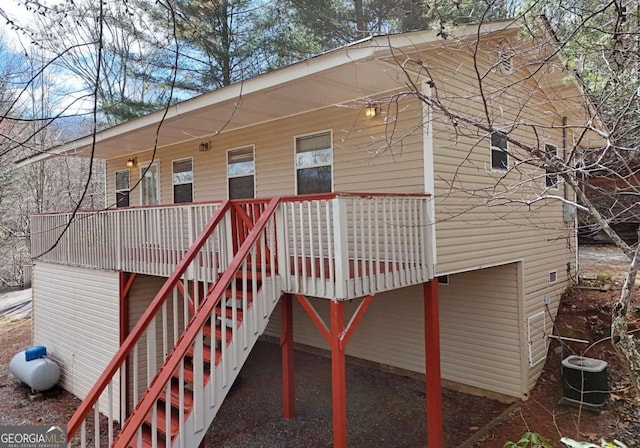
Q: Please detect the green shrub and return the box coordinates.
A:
[504,432,551,448]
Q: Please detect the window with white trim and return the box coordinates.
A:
[490,132,508,171]
[545,144,558,188]
[172,158,193,203]
[296,131,332,194]
[115,169,130,208]
[227,146,255,199]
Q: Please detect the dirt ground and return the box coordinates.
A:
[1,245,639,447]
[473,245,640,447]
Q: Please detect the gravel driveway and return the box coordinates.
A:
[0,288,32,319]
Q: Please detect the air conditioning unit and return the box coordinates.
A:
[561,355,608,407]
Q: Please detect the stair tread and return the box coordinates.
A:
[172,359,211,384]
[162,378,194,410]
[126,423,167,448]
[143,402,180,437]
[225,287,255,298]
[215,306,244,321]
[215,326,234,341]
[186,344,213,364]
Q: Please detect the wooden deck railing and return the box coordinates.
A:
[31,202,221,277]
[31,193,434,299]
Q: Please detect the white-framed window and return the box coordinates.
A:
[227,146,255,199]
[545,144,558,188]
[437,275,449,285]
[295,130,332,194]
[549,270,557,284]
[490,132,508,171]
[115,169,130,208]
[140,161,160,206]
[497,44,515,75]
[172,158,193,203]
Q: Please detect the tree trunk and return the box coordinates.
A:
[611,242,640,401]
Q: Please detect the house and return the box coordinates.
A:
[19,19,595,448]
[579,172,640,245]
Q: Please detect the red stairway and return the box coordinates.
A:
[66,198,283,448]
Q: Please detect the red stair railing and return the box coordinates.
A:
[65,198,279,447]
[113,196,281,447]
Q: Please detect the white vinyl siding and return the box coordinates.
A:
[32,262,120,418]
[106,99,425,202]
[439,263,522,397]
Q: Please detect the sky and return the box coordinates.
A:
[0,0,34,49]
[0,0,95,119]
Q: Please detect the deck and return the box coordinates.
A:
[30,193,434,300]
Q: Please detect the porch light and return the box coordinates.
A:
[364,104,377,118]
[198,141,210,152]
[126,157,137,168]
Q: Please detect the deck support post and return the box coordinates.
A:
[118,271,136,422]
[330,300,347,448]
[281,293,295,420]
[424,279,443,447]
[119,272,136,345]
[295,294,373,448]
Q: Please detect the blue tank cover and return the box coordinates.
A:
[25,346,47,361]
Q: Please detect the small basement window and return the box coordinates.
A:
[545,144,558,188]
[490,132,508,171]
[497,45,514,75]
[437,275,449,285]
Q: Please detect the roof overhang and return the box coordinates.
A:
[15,20,541,166]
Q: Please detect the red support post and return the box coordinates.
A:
[330,300,348,448]
[119,272,136,345]
[424,279,443,447]
[281,294,295,420]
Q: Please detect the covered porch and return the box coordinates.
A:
[30,192,435,300]
[32,192,444,447]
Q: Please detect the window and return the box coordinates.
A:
[490,132,508,171]
[115,170,130,208]
[545,144,558,188]
[140,162,160,206]
[549,271,557,284]
[497,44,514,75]
[296,131,332,194]
[172,158,193,203]
[227,146,255,199]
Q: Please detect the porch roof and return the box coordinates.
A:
[15,21,519,166]
[16,18,601,166]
